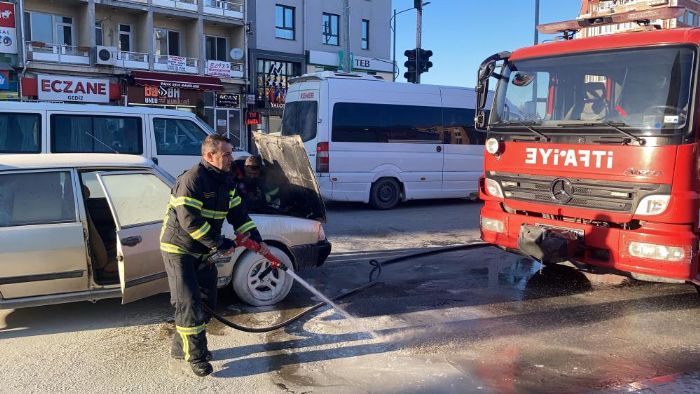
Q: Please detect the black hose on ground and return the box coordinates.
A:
[204,241,489,333]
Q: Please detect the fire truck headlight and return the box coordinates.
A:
[635,195,671,215]
[485,178,504,198]
[485,138,503,155]
[628,241,685,262]
[481,217,505,233]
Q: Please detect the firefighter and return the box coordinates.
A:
[237,155,281,210]
[160,134,269,377]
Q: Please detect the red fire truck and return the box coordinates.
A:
[475,7,700,290]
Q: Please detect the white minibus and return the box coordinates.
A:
[0,101,218,177]
[281,71,485,209]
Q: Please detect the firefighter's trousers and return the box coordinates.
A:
[162,252,218,364]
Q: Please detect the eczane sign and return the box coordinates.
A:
[38,74,110,103]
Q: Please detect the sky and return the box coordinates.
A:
[391,0,582,87]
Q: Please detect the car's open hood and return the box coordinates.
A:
[253,133,326,222]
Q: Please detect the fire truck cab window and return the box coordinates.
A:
[492,46,694,133]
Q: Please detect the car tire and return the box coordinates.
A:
[369,178,400,210]
[232,246,295,306]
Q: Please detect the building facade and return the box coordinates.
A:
[6,0,248,149]
[577,0,700,37]
[246,0,392,133]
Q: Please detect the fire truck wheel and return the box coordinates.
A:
[369,178,401,210]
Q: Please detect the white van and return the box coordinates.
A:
[281,71,485,209]
[0,101,218,177]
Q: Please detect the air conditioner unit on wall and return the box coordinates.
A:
[95,46,117,66]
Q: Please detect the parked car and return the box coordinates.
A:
[0,134,330,309]
[0,101,248,177]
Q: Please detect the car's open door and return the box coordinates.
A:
[96,170,171,304]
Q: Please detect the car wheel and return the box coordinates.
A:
[369,178,400,209]
[232,246,295,306]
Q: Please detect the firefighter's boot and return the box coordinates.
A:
[190,361,213,377]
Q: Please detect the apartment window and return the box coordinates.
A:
[322,13,339,46]
[24,12,74,45]
[205,36,227,61]
[155,28,180,56]
[119,24,132,52]
[95,23,103,46]
[275,5,295,40]
[361,19,370,50]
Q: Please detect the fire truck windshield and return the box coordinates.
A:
[491,46,695,137]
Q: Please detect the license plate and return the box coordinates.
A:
[533,223,584,240]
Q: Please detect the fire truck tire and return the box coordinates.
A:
[369,178,401,210]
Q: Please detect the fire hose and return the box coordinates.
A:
[203,233,489,333]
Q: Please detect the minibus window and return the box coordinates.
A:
[332,103,441,143]
[51,115,142,154]
[0,113,41,153]
[153,118,208,156]
[281,101,318,142]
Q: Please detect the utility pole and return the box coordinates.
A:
[415,1,422,83]
[534,0,540,45]
[343,0,351,72]
[392,9,397,81]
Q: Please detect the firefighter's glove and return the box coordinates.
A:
[216,237,236,254]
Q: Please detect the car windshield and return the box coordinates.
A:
[491,46,695,134]
[281,101,318,142]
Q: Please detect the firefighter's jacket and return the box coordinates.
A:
[160,160,262,257]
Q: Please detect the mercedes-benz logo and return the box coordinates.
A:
[550,178,574,204]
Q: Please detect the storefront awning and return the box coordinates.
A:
[131,71,223,91]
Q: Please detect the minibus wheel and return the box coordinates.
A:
[370,178,400,209]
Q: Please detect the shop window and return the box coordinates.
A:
[153,118,208,156]
[256,59,301,108]
[322,13,339,46]
[0,113,41,153]
[275,5,295,40]
[51,115,142,154]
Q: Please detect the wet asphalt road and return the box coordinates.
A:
[1,199,700,392]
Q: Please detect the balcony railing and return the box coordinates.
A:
[117,51,149,70]
[25,42,91,65]
[204,60,244,78]
[154,54,199,74]
[203,0,244,19]
[152,0,198,12]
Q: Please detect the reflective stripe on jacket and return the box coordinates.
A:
[160,160,262,256]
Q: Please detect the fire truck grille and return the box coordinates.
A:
[491,174,668,213]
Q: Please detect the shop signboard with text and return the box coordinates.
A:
[167,56,187,73]
[0,2,17,54]
[37,74,110,103]
[128,84,201,107]
[206,60,232,77]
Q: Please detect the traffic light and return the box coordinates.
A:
[418,49,433,73]
[404,49,418,83]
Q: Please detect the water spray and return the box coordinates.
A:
[203,233,489,335]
